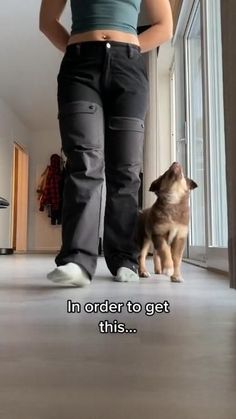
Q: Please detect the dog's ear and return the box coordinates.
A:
[187,178,198,190]
[149,176,162,194]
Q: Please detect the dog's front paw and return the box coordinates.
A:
[171,275,184,283]
[162,267,174,277]
[139,270,151,278]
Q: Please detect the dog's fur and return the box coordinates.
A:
[137,162,197,282]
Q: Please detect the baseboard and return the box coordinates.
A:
[24,250,58,254]
[182,258,207,268]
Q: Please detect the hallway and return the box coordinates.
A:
[0,255,235,419]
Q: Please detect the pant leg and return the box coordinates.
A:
[55,45,104,278]
[103,45,149,275]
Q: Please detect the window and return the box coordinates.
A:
[185,3,206,260]
[172,0,228,271]
[205,0,227,247]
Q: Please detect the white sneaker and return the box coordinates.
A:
[114,267,139,282]
[47,262,91,287]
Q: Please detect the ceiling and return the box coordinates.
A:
[0,1,173,132]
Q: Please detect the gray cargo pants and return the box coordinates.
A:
[55,41,149,278]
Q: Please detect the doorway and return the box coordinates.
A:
[11,142,29,252]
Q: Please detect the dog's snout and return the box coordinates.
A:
[172,162,180,168]
[170,162,182,174]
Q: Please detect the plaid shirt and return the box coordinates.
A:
[39,154,62,212]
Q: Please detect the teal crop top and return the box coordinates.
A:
[70,0,142,35]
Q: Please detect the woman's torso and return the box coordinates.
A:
[68,0,141,47]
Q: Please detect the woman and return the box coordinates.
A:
[39,0,173,286]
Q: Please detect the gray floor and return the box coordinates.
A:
[0,254,236,419]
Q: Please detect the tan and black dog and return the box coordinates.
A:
[137,162,197,282]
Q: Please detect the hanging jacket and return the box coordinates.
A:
[39,154,62,212]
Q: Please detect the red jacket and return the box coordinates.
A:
[39,154,62,211]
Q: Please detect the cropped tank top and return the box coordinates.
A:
[70,0,142,35]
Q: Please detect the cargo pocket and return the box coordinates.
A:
[106,116,145,167]
[58,101,104,152]
[109,117,145,132]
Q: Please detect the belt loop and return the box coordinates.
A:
[128,44,134,58]
[76,44,81,56]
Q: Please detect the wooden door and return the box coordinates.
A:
[11,143,29,252]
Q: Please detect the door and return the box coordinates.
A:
[11,143,29,252]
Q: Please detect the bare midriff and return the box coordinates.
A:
[68,29,140,47]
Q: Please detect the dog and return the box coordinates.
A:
[137,162,197,282]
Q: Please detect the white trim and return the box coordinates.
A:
[184,0,205,257]
[27,248,59,253]
[143,50,159,208]
[170,62,176,162]
[172,0,196,45]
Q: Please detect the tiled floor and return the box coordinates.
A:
[0,254,236,419]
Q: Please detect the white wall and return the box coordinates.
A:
[143,51,159,209]
[0,99,62,252]
[157,73,172,174]
[0,98,30,249]
[27,129,62,252]
[143,43,174,209]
